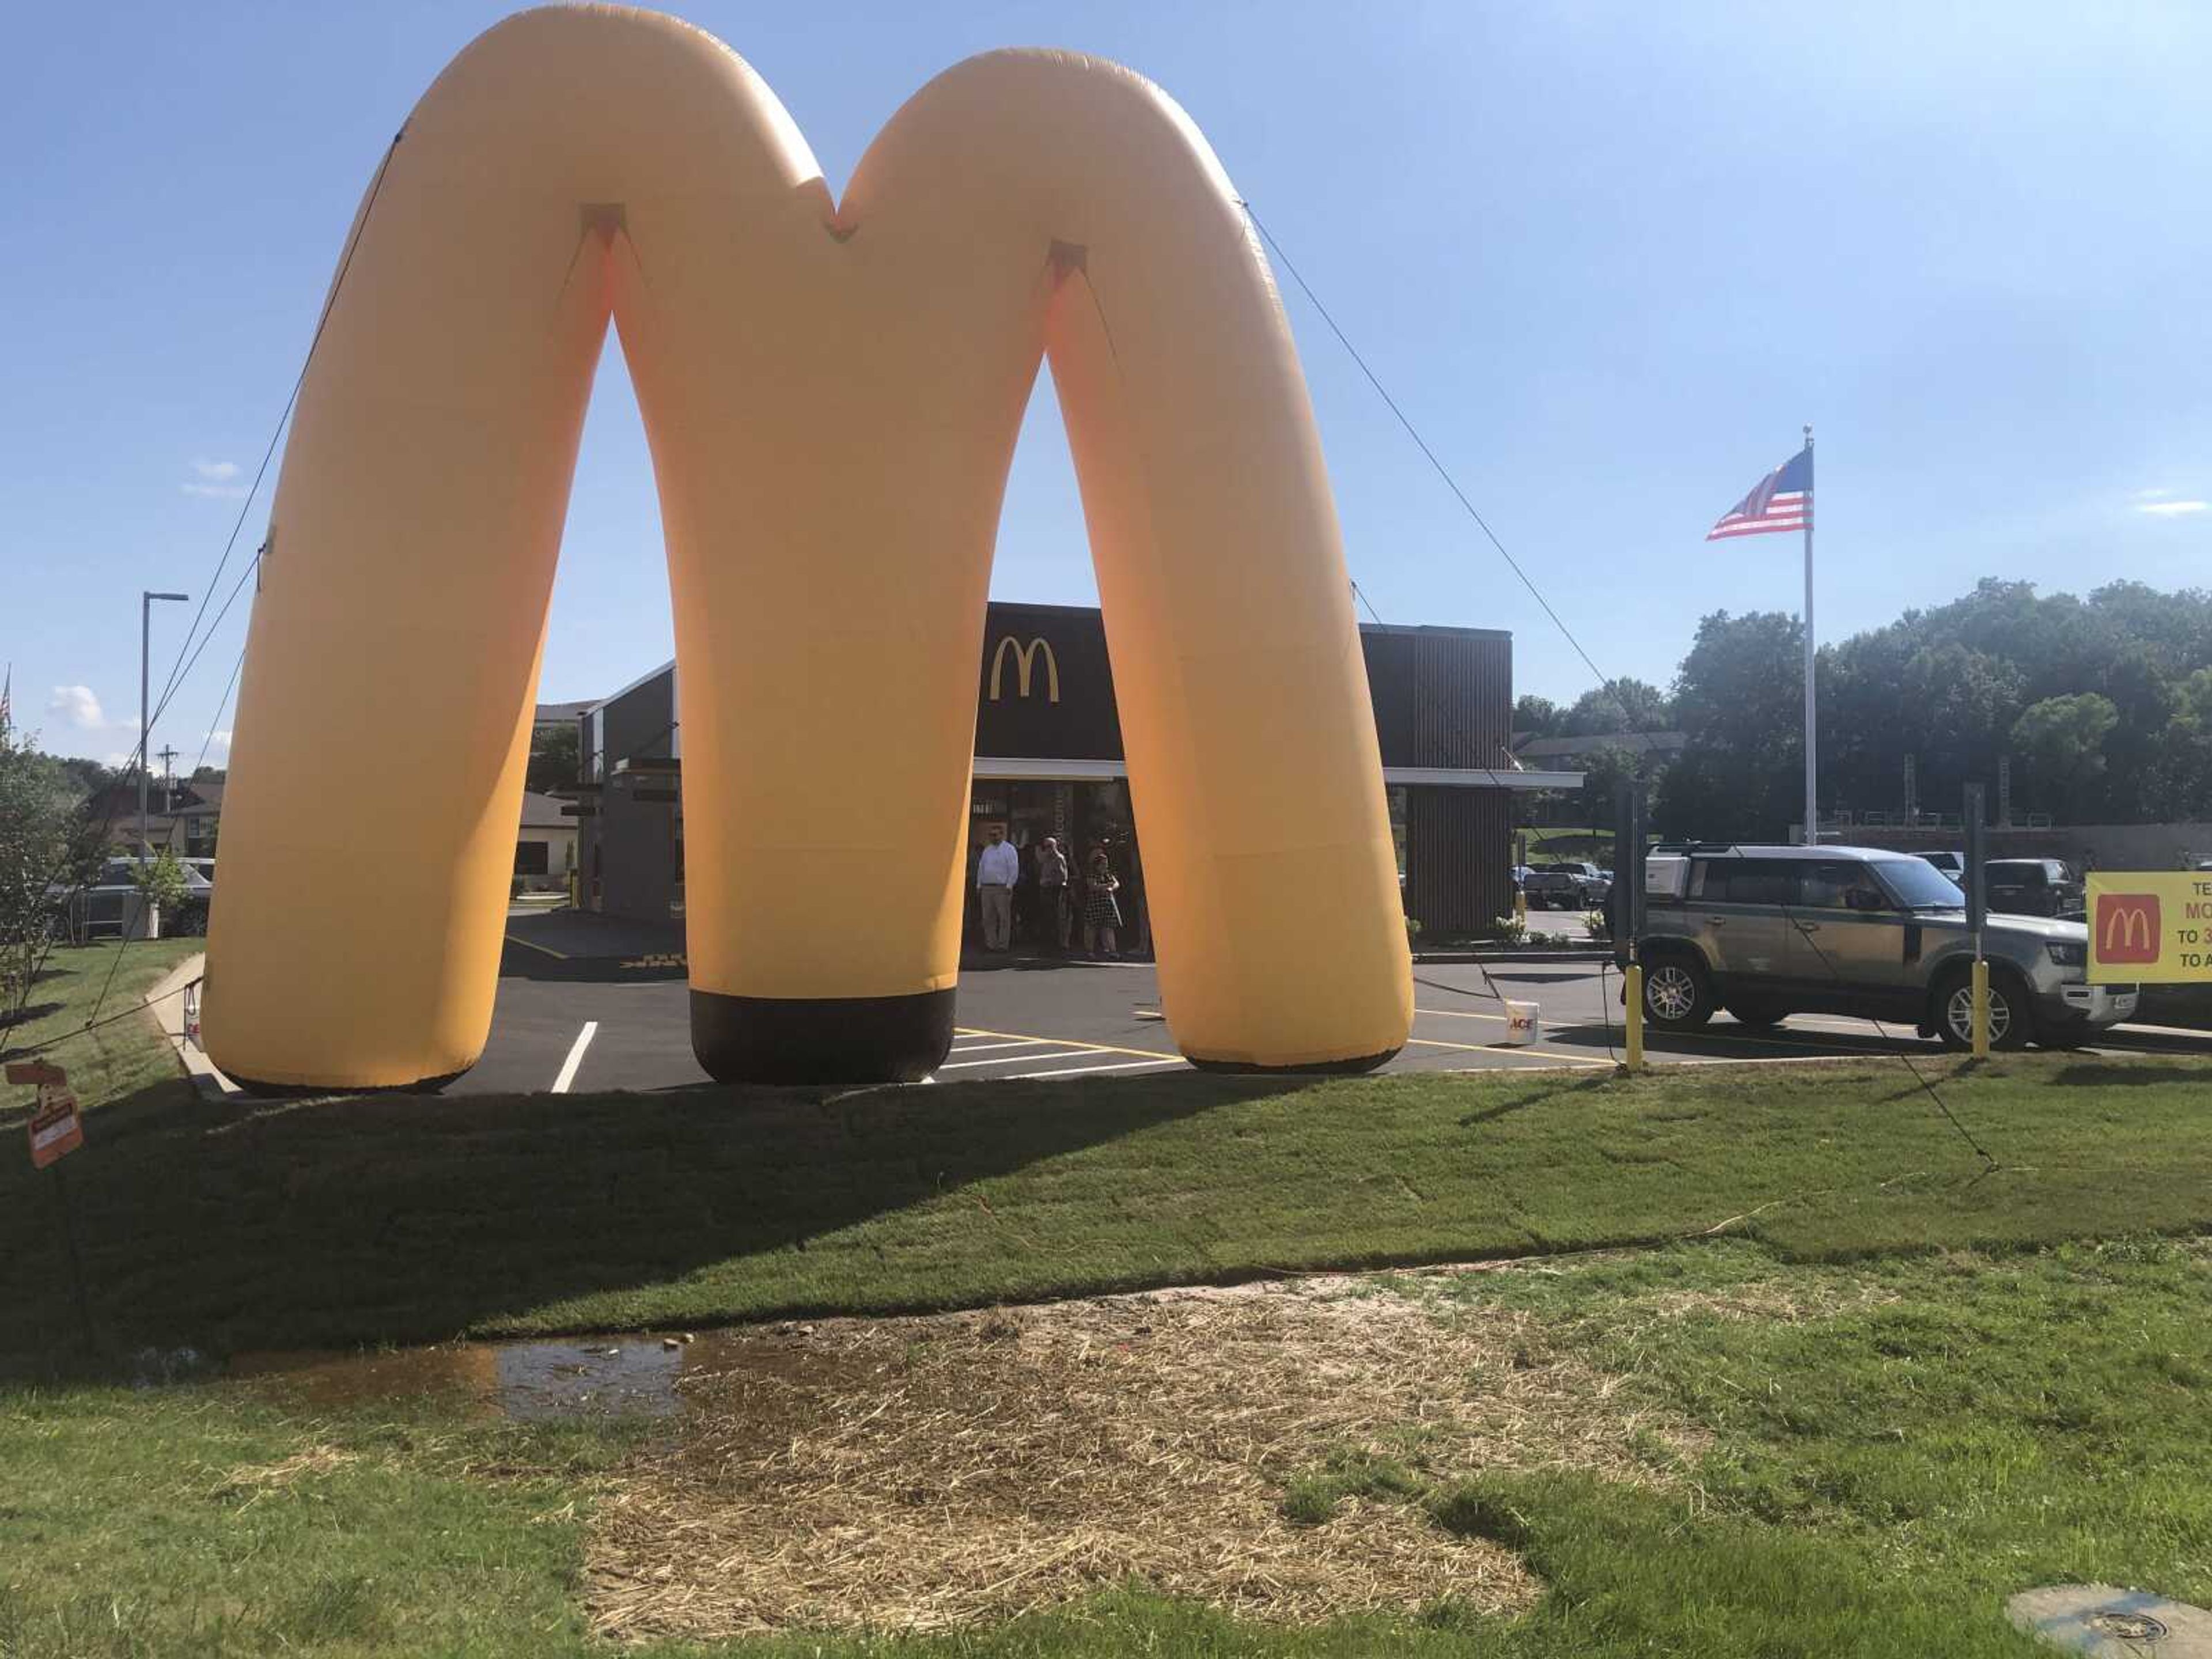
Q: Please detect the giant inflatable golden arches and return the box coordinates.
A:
[204,5,1414,1090]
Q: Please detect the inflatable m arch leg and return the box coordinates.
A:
[203,6,1413,1090]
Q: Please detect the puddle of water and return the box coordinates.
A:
[233,1337,683,1418]
[230,1325,835,1420]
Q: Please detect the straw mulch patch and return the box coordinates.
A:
[586,1269,1704,1639]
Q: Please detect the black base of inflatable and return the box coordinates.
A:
[1188,1046,1401,1077]
[227,1066,471,1099]
[691,987,955,1085]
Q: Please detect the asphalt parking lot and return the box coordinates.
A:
[462,907,2212,1096]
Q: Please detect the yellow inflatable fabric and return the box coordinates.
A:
[203,5,1413,1090]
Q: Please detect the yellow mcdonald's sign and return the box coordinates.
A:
[202,4,1411,1094]
[2088,872,2212,982]
[988,636,1059,703]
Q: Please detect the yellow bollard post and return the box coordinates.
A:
[1970,957,1990,1059]
[1624,963,1645,1073]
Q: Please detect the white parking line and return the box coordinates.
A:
[938,1048,1081,1070]
[1003,1057,1189,1080]
[551,1021,598,1093]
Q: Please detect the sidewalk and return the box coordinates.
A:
[146,951,236,1099]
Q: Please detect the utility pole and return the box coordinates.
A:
[156,745,180,815]
[139,591,189,866]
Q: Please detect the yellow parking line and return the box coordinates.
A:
[954,1025,1183,1063]
[503,933,570,960]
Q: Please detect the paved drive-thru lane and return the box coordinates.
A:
[461,908,2212,1095]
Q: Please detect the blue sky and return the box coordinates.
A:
[9,2,2212,768]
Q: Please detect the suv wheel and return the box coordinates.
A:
[1725,998,1786,1029]
[1643,956,1713,1031]
[1936,969,2031,1051]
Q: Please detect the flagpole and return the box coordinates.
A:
[1802,423,1817,846]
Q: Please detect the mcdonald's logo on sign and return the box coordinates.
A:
[988,636,1059,703]
[2096,892,2160,964]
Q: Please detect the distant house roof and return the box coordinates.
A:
[1513,730,1688,762]
[535,700,595,727]
[517,790,576,830]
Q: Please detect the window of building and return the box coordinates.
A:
[514,840,550,876]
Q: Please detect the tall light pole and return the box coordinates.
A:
[141,590,190,865]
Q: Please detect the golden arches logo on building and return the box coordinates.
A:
[200,3,1413,1095]
[988,636,1059,703]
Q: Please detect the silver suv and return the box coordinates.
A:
[1638,844,2136,1050]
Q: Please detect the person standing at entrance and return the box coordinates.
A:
[976,825,1018,951]
[1082,846,1121,958]
[1036,836,1070,950]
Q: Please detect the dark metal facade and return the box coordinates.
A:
[580,604,1522,935]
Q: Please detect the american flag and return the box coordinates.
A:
[1707,445,1813,540]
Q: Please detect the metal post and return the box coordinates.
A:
[1964,782,1988,1057]
[139,594,149,862]
[1615,777,1647,1073]
[138,592,189,868]
[1801,425,1817,846]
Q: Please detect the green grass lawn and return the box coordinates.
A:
[6,1236,2206,1657]
[3,983,2210,1655]
[0,938,201,1109]
[5,1042,2211,1370]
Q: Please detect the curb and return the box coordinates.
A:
[1415,950,1612,965]
[145,953,238,1100]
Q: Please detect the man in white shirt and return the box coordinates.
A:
[975,825,1020,951]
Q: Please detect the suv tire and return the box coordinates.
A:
[1933,967,2032,1051]
[1724,997,1786,1029]
[1643,953,1713,1031]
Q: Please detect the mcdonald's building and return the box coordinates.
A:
[573,601,1581,942]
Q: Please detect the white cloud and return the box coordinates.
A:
[2137,499,2209,517]
[2135,486,2175,500]
[49,684,107,729]
[182,459,249,499]
[199,729,233,763]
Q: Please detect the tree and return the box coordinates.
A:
[0,731,88,1024]
[1560,676,1672,737]
[1654,610,1806,840]
[51,756,113,798]
[1573,741,1655,827]
[190,765,227,784]
[527,724,580,794]
[2010,694,2117,823]
[1512,694,1563,739]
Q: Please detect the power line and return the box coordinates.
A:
[1244,203,1656,757]
[193,646,248,779]
[149,128,406,729]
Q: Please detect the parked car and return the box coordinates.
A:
[1983,858,2084,920]
[1917,850,1967,882]
[49,857,216,940]
[1523,873,1578,910]
[1527,860,1610,909]
[1635,844,2133,1050]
